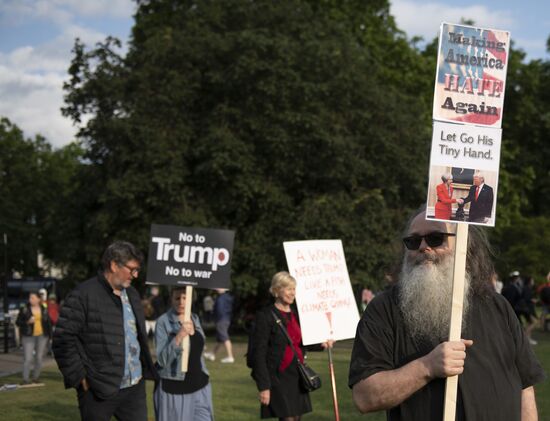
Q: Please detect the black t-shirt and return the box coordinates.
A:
[161,332,209,394]
[348,287,545,421]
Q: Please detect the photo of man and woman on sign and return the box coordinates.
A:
[426,165,498,226]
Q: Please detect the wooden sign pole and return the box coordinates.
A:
[443,223,469,421]
[181,285,194,373]
[327,346,341,421]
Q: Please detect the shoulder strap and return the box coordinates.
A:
[271,310,301,360]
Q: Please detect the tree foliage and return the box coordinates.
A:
[60,0,435,295]
[0,118,83,277]
[4,0,549,298]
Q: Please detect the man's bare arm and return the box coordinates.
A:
[521,386,538,421]
[352,340,473,413]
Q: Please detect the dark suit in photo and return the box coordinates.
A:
[462,184,494,223]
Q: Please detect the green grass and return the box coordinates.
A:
[0,333,548,420]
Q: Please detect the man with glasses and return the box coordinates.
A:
[348,209,543,421]
[53,241,158,421]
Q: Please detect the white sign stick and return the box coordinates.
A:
[181,285,193,373]
[443,223,469,421]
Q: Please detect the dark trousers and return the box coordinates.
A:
[77,379,147,421]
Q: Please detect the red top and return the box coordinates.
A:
[47,302,60,325]
[278,311,304,372]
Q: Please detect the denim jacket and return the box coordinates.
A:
[155,309,209,380]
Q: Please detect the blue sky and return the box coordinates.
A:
[0,0,548,147]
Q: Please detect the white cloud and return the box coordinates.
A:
[0,21,111,72]
[0,0,72,27]
[0,65,74,146]
[0,0,135,27]
[0,0,134,148]
[56,0,135,18]
[391,0,516,42]
[512,37,549,58]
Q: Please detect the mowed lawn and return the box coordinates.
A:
[0,331,549,421]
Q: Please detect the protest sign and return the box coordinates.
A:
[430,21,511,421]
[426,121,501,226]
[283,240,359,346]
[433,22,510,128]
[146,224,235,289]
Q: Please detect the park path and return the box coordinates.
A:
[0,349,55,378]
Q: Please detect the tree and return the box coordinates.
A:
[0,118,43,275]
[0,118,82,277]
[61,0,434,295]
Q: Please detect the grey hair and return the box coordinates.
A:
[441,173,453,183]
[101,241,144,272]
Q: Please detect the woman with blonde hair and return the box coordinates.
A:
[251,271,331,421]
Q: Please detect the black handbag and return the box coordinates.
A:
[271,310,322,392]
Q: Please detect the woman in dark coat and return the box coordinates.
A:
[251,271,332,421]
[16,291,51,384]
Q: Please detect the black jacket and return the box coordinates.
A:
[462,184,494,222]
[251,305,305,391]
[52,273,159,399]
[16,304,52,337]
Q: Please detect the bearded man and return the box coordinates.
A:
[348,210,544,421]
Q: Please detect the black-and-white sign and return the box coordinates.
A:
[146,224,235,289]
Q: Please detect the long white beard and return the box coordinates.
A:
[398,253,470,343]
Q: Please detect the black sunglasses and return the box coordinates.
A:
[402,232,456,250]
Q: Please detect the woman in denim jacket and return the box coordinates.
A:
[154,286,213,421]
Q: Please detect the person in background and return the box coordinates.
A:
[536,272,550,331]
[154,287,213,421]
[520,276,538,345]
[360,287,375,313]
[491,273,503,294]
[502,271,524,312]
[202,294,215,325]
[503,272,538,345]
[46,293,60,355]
[150,286,167,320]
[203,289,234,363]
[142,289,157,339]
[47,294,60,326]
[39,288,48,309]
[16,291,52,384]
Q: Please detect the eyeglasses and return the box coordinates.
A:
[122,264,140,277]
[402,232,456,250]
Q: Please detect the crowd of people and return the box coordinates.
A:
[10,210,547,420]
[46,242,332,421]
[501,270,550,346]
